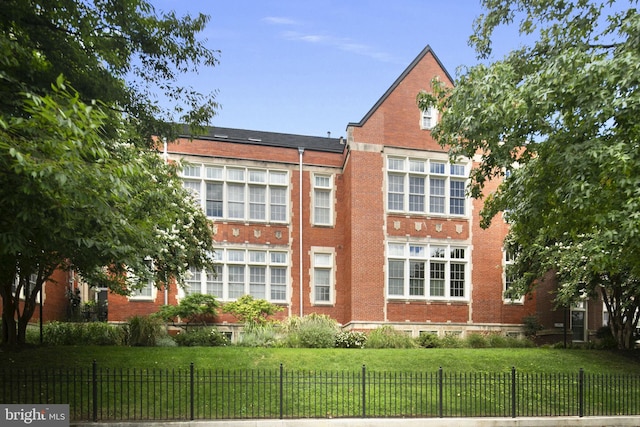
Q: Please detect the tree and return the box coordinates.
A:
[1,80,217,345]
[0,0,219,143]
[417,0,640,348]
[1,0,221,346]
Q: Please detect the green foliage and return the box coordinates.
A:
[366,326,418,349]
[173,327,228,347]
[440,334,466,349]
[335,331,367,349]
[0,0,219,346]
[238,323,282,347]
[0,0,219,140]
[155,293,220,326]
[37,321,125,346]
[416,333,441,348]
[222,295,283,325]
[281,314,340,348]
[418,0,640,350]
[125,315,166,347]
[522,315,544,338]
[465,333,489,348]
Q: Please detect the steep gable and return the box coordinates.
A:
[348,45,454,151]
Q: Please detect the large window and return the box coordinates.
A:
[387,242,468,300]
[312,249,335,304]
[387,157,467,216]
[313,174,333,226]
[187,248,288,302]
[182,164,289,223]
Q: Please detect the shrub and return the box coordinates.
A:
[595,326,617,350]
[39,321,125,345]
[174,327,228,347]
[125,315,165,346]
[440,333,465,348]
[281,314,339,348]
[416,332,441,348]
[238,322,281,347]
[223,295,283,325]
[335,331,367,348]
[522,315,543,338]
[366,326,418,349]
[487,333,509,348]
[155,293,219,326]
[465,333,488,348]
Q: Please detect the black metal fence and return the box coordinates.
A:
[2,362,640,421]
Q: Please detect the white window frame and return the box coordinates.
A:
[386,242,469,301]
[311,247,335,305]
[386,157,468,217]
[186,248,289,303]
[420,106,438,130]
[180,164,289,223]
[312,173,334,226]
[12,272,43,303]
[129,258,157,301]
[503,248,524,304]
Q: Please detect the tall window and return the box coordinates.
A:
[503,248,523,303]
[313,174,333,225]
[181,164,289,223]
[421,106,438,130]
[188,248,288,302]
[129,258,155,300]
[387,157,467,216]
[312,250,334,304]
[387,242,468,300]
[12,272,42,303]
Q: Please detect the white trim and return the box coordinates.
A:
[310,247,336,306]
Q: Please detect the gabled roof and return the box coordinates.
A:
[347,45,454,128]
[180,126,345,154]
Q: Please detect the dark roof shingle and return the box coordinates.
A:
[180,126,345,154]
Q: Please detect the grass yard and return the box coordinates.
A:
[2,346,640,420]
[2,345,639,374]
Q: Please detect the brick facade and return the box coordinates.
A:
[5,45,607,344]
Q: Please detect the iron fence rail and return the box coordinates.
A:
[2,363,640,421]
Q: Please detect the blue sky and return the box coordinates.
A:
[150,1,522,138]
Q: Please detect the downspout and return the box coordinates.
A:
[163,137,169,306]
[298,147,305,317]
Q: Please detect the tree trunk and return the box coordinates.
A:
[1,297,18,346]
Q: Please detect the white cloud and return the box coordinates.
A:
[263,16,300,26]
[281,31,394,63]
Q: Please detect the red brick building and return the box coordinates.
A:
[109,45,541,339]
[14,45,610,343]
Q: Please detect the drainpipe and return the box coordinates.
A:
[163,137,169,306]
[298,147,305,317]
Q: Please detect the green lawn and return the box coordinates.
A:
[2,346,639,374]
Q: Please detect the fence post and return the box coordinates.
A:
[92,360,97,422]
[438,367,443,418]
[362,365,366,418]
[279,363,284,419]
[190,363,194,421]
[579,368,584,417]
[511,366,516,418]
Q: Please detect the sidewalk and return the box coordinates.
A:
[71,416,640,427]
